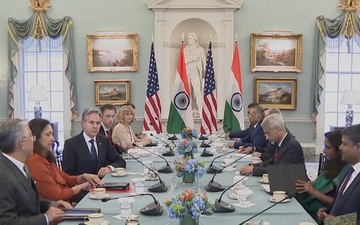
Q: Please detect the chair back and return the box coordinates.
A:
[317,153,326,176]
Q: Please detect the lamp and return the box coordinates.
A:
[341,89,360,127]
[28,85,48,118]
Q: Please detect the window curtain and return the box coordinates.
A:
[7,13,78,132]
[312,12,360,118]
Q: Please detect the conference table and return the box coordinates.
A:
[60,138,317,225]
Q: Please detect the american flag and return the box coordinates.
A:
[200,41,217,134]
[143,42,162,133]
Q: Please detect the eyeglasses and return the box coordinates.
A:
[22,136,36,141]
[263,130,273,136]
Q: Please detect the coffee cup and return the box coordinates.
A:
[238,189,253,206]
[251,156,261,164]
[262,174,269,183]
[115,167,125,175]
[273,191,286,202]
[142,160,153,174]
[84,213,104,224]
[223,158,235,166]
[92,188,106,198]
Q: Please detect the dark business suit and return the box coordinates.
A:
[62,132,126,176]
[229,124,253,139]
[99,125,108,137]
[326,165,360,224]
[99,125,125,154]
[234,121,268,149]
[253,133,305,176]
[258,127,294,161]
[0,154,50,225]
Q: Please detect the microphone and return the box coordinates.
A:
[149,133,175,157]
[200,130,228,157]
[199,124,227,148]
[206,153,251,192]
[212,165,263,213]
[126,152,167,193]
[132,143,173,173]
[199,119,223,140]
[155,117,178,140]
[238,192,297,224]
[206,148,239,173]
[101,193,164,216]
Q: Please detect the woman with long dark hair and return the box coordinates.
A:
[25,118,103,202]
[295,130,348,223]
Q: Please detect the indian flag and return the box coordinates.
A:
[167,42,194,133]
[223,41,245,133]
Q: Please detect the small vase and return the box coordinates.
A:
[182,172,195,184]
[184,152,194,159]
[180,215,199,225]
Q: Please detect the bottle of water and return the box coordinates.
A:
[135,179,144,194]
[120,199,132,218]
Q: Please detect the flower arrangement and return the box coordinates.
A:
[181,127,198,139]
[176,139,198,155]
[177,127,199,156]
[174,157,206,178]
[164,189,211,220]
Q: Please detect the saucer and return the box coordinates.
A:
[145,176,159,181]
[228,191,239,200]
[259,179,269,184]
[269,197,290,203]
[111,172,128,177]
[221,163,235,168]
[89,194,109,200]
[84,220,109,225]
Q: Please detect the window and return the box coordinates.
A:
[323,37,360,133]
[14,36,70,150]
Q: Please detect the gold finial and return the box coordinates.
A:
[339,0,360,12]
[29,0,51,13]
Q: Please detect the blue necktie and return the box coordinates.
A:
[330,166,354,215]
[89,139,98,168]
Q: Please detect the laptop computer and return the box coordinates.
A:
[266,164,308,195]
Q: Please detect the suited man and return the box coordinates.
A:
[0,119,71,225]
[99,104,116,139]
[62,109,126,178]
[225,103,259,139]
[240,114,304,176]
[318,124,360,224]
[229,104,268,150]
[252,107,294,161]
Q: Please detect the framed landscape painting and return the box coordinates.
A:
[250,33,302,73]
[87,33,138,72]
[94,80,131,105]
[254,77,297,110]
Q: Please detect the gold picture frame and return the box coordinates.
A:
[254,77,297,110]
[87,33,138,72]
[250,33,302,73]
[94,80,131,105]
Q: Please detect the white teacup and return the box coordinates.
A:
[273,191,286,202]
[262,174,269,183]
[238,189,253,206]
[251,156,262,164]
[142,160,153,173]
[92,188,106,198]
[84,213,104,224]
[234,174,247,189]
[223,158,235,166]
[115,167,125,175]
